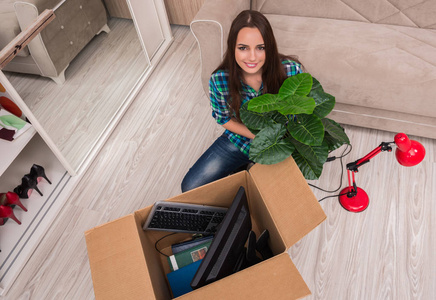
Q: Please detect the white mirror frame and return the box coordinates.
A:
[1,0,173,176]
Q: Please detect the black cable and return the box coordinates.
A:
[306,143,353,202]
[327,143,353,160]
[318,191,349,203]
[308,144,352,192]
[155,232,178,257]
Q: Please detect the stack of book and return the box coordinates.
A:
[166,235,213,298]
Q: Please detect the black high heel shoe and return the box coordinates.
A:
[14,174,43,198]
[30,164,52,184]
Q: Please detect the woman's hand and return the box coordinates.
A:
[222,118,255,139]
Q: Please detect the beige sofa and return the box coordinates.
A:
[0,0,108,84]
[190,0,436,139]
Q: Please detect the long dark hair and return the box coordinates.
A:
[214,10,301,120]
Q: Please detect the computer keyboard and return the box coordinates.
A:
[142,201,228,234]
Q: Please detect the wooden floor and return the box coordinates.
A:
[6,18,147,172]
[2,25,435,299]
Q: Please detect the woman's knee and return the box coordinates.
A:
[181,162,219,193]
[181,173,197,193]
[180,135,249,193]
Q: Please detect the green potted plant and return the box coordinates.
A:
[240,73,350,180]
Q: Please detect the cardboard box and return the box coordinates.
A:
[85,157,326,299]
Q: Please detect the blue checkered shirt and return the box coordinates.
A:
[209,59,303,156]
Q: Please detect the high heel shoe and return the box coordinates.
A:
[30,164,51,184]
[0,205,21,225]
[0,191,27,211]
[14,174,43,198]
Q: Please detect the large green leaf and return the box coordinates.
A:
[287,114,324,146]
[292,138,329,164]
[291,139,329,179]
[240,102,268,131]
[310,89,335,119]
[292,151,322,180]
[322,118,350,145]
[241,103,286,131]
[324,132,344,151]
[311,77,323,92]
[278,73,313,97]
[249,123,294,164]
[247,93,284,113]
[269,111,288,125]
[277,95,315,115]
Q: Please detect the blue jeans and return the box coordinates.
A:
[181,134,252,192]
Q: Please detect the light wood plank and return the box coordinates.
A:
[294,128,436,299]
[1,25,435,300]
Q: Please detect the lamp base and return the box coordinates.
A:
[339,187,369,212]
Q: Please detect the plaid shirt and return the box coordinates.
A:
[209,59,303,156]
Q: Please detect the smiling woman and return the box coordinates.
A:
[235,27,266,85]
[181,10,302,192]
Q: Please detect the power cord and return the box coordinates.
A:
[307,143,353,202]
[155,232,178,257]
[317,190,350,202]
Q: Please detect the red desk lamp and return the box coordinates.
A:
[339,133,425,212]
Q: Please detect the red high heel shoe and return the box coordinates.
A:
[0,191,27,211]
[0,205,21,225]
[30,164,51,184]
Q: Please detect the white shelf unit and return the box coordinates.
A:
[0,73,76,296]
[0,134,72,295]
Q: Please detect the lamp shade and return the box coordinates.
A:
[394,133,425,167]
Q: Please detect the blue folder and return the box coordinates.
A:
[166,260,202,298]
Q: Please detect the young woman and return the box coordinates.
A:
[181,10,303,192]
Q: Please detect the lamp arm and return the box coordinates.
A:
[346,141,394,172]
[343,141,394,197]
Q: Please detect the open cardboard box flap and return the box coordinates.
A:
[85,156,326,299]
[249,156,327,247]
[85,214,154,299]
